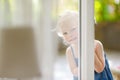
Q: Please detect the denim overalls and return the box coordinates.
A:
[71,47,78,80]
[95,54,113,80]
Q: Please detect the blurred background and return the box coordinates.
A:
[1,0,120,80]
[0,0,78,80]
[95,0,120,79]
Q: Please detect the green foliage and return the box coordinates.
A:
[94,0,120,23]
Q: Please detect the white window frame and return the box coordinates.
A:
[80,0,94,80]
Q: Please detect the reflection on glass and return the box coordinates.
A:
[0,0,79,80]
[56,11,79,80]
[53,0,79,80]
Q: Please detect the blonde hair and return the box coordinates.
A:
[56,10,79,46]
[56,10,79,37]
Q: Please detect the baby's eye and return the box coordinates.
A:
[63,32,68,35]
[72,28,76,31]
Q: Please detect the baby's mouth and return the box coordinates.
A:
[69,37,77,42]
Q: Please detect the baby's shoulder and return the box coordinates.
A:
[94,40,103,49]
[94,40,103,45]
[66,46,72,55]
[66,46,71,52]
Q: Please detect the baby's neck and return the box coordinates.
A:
[71,43,78,52]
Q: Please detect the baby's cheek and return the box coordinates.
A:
[74,31,79,36]
[73,32,77,36]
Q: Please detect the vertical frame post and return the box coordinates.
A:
[80,0,94,80]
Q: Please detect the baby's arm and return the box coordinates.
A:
[94,40,105,73]
[66,47,78,77]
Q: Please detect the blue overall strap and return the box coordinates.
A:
[70,46,78,67]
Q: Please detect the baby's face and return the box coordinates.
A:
[61,24,79,44]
